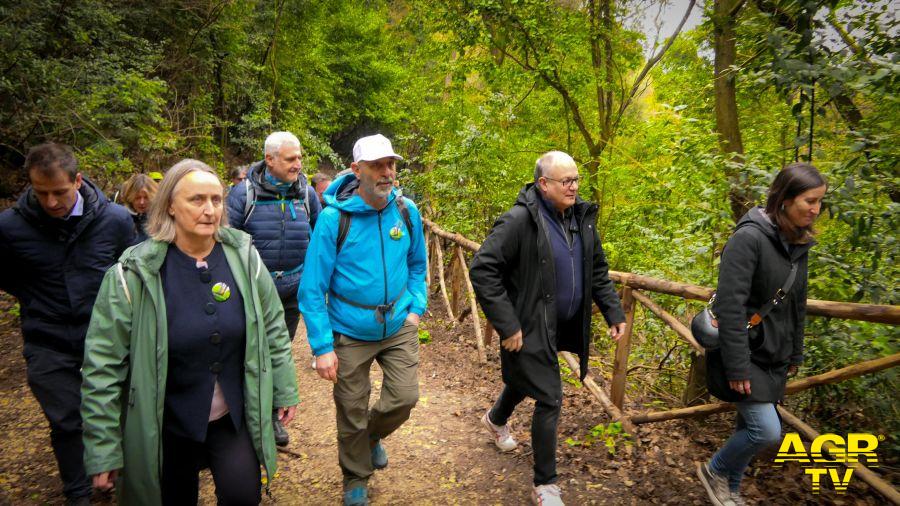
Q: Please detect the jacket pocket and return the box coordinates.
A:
[748,325,765,352]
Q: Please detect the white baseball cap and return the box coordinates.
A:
[352,134,403,163]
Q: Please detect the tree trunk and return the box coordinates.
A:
[713,0,750,222]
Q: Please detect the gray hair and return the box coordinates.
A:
[264,131,301,156]
[229,165,248,180]
[146,159,228,243]
[310,172,332,187]
[534,151,577,182]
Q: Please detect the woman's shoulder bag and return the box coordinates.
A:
[691,262,798,351]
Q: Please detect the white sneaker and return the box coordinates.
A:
[481,410,517,452]
[532,484,564,506]
[311,357,317,370]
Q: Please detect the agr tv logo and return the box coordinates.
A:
[774,433,882,494]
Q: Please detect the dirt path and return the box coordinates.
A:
[0,292,888,505]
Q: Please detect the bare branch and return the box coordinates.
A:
[612,0,697,132]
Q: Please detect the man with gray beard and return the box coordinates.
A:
[299,134,428,506]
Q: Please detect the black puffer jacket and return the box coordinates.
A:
[469,184,625,405]
[0,177,135,354]
[710,207,813,402]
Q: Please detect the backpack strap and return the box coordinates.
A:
[115,263,132,304]
[303,186,312,219]
[336,211,352,254]
[242,181,257,227]
[396,196,414,236]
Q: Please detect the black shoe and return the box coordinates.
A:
[65,496,91,506]
[273,417,289,447]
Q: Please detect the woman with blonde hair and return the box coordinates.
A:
[120,173,159,242]
[81,159,299,505]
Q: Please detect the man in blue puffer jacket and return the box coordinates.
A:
[226,131,320,446]
[299,134,427,506]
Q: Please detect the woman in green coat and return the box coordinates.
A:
[81,159,300,505]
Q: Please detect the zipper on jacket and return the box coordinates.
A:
[132,267,164,479]
[248,242,270,495]
[378,209,388,339]
[278,208,286,272]
[567,254,576,319]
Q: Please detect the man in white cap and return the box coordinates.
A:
[299,134,427,506]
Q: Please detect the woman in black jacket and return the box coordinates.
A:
[697,163,826,506]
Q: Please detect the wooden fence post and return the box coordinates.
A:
[432,235,455,320]
[424,229,432,288]
[456,246,486,363]
[449,244,465,317]
[681,352,709,406]
[610,286,635,409]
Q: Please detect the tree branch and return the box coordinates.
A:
[611,0,697,133]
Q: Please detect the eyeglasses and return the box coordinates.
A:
[543,176,580,189]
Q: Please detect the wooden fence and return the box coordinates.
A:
[422,217,900,504]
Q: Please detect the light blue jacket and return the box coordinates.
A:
[298,173,427,356]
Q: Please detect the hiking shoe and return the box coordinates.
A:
[343,486,368,506]
[273,416,289,447]
[65,496,91,506]
[531,484,564,505]
[481,410,517,452]
[371,440,388,469]
[697,462,738,506]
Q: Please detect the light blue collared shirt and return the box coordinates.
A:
[64,190,84,220]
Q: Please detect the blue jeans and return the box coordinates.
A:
[709,402,782,491]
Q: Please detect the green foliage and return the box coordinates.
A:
[559,357,582,387]
[418,328,432,344]
[1,0,895,449]
[564,421,632,455]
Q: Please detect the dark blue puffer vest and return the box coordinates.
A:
[225,160,321,299]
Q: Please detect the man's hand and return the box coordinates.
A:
[315,351,339,383]
[729,379,752,395]
[788,364,799,377]
[405,313,420,326]
[501,330,523,352]
[608,322,627,341]
[93,469,119,492]
[277,405,298,425]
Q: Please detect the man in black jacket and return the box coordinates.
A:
[469,151,626,506]
[0,143,135,505]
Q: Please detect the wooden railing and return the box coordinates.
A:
[422,217,900,504]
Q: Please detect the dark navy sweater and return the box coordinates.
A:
[538,193,584,322]
[161,243,246,441]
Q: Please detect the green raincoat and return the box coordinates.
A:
[81,227,299,504]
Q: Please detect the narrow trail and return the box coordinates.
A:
[0,292,885,504]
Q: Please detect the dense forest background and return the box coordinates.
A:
[1,0,897,457]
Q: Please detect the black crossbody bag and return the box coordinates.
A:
[691,262,798,351]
